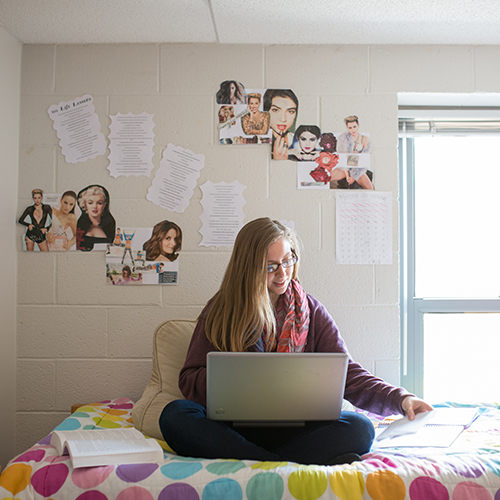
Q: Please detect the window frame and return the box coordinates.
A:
[399,134,500,398]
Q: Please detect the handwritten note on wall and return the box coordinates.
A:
[199,181,246,247]
[147,144,205,213]
[336,191,392,265]
[108,112,155,178]
[47,95,107,164]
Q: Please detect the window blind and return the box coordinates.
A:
[398,106,500,135]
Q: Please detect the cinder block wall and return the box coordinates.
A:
[15,43,497,455]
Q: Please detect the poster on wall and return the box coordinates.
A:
[335,191,392,265]
[108,112,155,178]
[199,180,246,247]
[47,95,107,164]
[76,184,116,251]
[217,81,272,145]
[297,117,374,190]
[18,184,117,252]
[147,144,205,213]
[106,221,182,285]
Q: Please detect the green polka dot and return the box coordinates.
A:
[251,461,289,470]
[92,417,121,428]
[206,461,246,475]
[70,412,90,418]
[246,472,284,500]
[288,468,328,500]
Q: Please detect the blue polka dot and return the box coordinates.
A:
[54,418,82,431]
[161,462,203,480]
[486,457,500,477]
[202,478,242,500]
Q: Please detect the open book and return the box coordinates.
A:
[50,428,164,468]
[373,407,480,448]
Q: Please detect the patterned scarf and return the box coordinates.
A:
[264,279,310,352]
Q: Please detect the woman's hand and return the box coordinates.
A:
[402,395,434,420]
[273,134,289,160]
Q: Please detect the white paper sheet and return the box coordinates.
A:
[199,181,246,247]
[107,112,155,178]
[47,95,107,164]
[147,144,205,213]
[336,191,392,265]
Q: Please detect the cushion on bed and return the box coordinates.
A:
[132,319,196,440]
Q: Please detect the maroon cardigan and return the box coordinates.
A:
[179,294,412,416]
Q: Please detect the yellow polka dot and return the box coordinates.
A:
[288,469,328,500]
[0,464,32,495]
[329,469,364,500]
[251,462,289,471]
[92,417,121,428]
[366,470,406,500]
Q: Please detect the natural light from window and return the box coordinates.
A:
[415,136,500,299]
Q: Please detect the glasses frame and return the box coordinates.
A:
[266,255,298,274]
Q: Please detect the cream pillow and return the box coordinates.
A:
[132,319,196,441]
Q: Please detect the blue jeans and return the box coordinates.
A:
[159,399,375,465]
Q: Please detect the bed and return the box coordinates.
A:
[3,320,500,500]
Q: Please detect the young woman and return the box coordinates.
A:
[18,188,52,251]
[337,115,371,154]
[240,93,270,136]
[216,80,247,105]
[143,220,182,262]
[47,190,77,251]
[76,185,116,251]
[110,265,141,285]
[160,218,432,465]
[263,89,299,160]
[288,125,321,161]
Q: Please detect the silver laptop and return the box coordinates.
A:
[207,352,348,426]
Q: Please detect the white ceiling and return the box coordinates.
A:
[1,0,500,45]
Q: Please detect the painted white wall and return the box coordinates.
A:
[12,43,500,459]
[0,26,21,469]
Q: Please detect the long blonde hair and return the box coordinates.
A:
[205,218,300,352]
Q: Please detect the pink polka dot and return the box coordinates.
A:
[75,490,109,500]
[13,449,46,463]
[72,465,114,489]
[31,463,69,497]
[116,486,155,500]
[409,476,449,500]
[453,482,492,500]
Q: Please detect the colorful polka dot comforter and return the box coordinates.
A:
[2,398,500,500]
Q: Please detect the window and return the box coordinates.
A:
[399,101,500,403]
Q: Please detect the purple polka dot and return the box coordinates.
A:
[409,476,449,500]
[75,490,109,500]
[495,487,500,500]
[116,463,158,483]
[13,449,46,463]
[449,460,484,479]
[31,463,69,497]
[159,483,200,500]
[39,435,52,445]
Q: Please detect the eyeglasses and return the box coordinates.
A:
[266,256,298,274]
